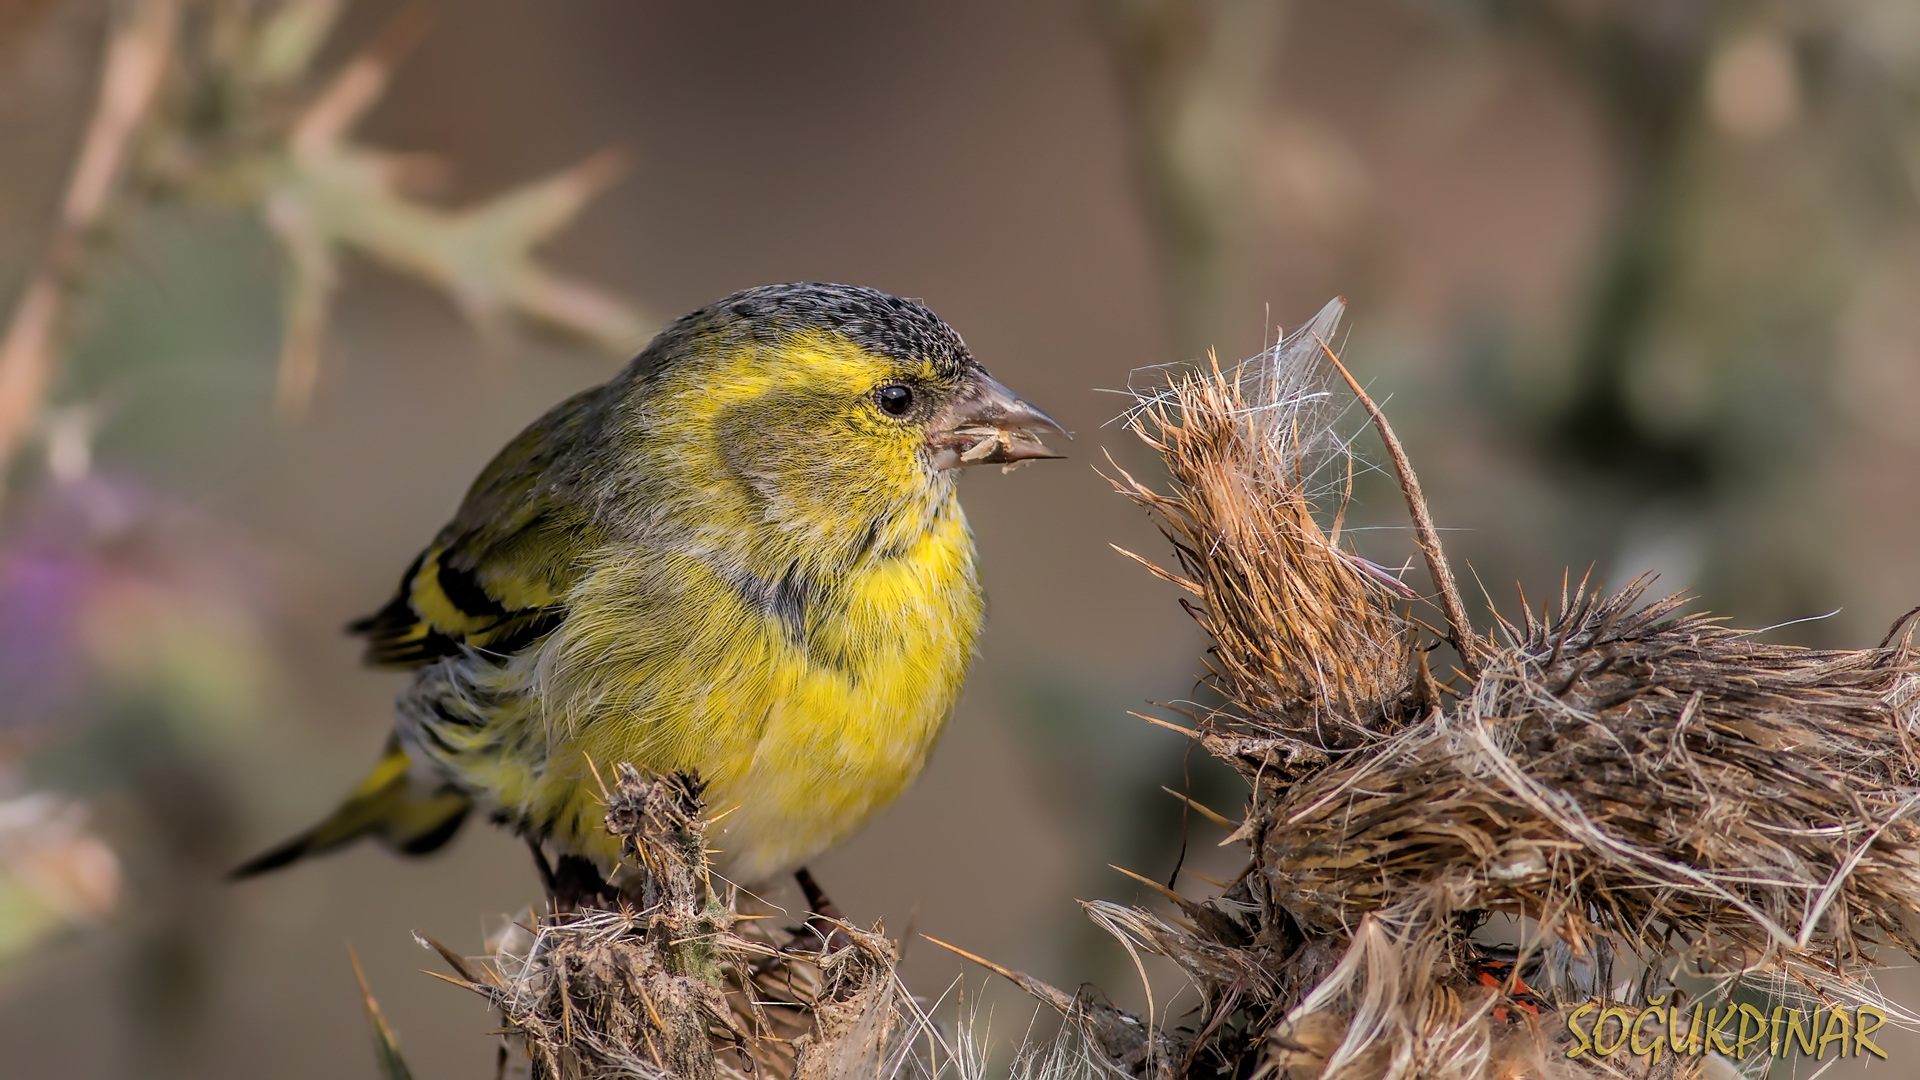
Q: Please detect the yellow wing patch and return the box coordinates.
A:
[351,545,567,668]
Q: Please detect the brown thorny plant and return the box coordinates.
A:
[422,764,972,1080]
[1080,298,1920,1079]
[405,300,1920,1080]
[0,0,649,489]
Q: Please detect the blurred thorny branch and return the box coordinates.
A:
[0,0,176,487]
[0,0,647,495]
[0,0,647,1053]
[1440,0,1920,627]
[1102,0,1920,632]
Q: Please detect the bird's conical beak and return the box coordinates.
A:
[928,371,1069,470]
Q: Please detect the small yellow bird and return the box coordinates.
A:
[235,283,1064,894]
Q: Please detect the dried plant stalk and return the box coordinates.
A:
[427,765,953,1080]
[945,300,1920,1080]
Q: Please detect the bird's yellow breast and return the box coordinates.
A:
[520,496,983,884]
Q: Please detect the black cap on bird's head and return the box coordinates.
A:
[638,282,1067,469]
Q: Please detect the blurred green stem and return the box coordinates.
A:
[0,0,179,491]
[1504,4,1717,490]
[1098,0,1289,360]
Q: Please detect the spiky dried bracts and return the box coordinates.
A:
[1082,301,1920,1079]
[426,766,948,1080]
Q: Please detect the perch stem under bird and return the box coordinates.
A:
[421,763,969,1080]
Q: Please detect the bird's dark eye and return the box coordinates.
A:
[876,384,913,416]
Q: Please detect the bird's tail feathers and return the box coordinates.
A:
[229,740,472,879]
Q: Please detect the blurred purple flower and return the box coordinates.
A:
[0,476,277,745]
[0,554,89,730]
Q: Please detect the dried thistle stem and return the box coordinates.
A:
[1314,334,1482,676]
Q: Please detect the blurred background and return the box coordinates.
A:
[3,1,1919,1076]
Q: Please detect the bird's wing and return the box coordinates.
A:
[351,386,611,668]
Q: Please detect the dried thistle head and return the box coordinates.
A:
[1113,299,1415,759]
[604,765,710,914]
[1075,300,1920,1079]
[427,764,963,1080]
[1263,582,1920,971]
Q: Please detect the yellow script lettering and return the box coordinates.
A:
[1706,1006,1738,1055]
[1855,1006,1888,1060]
[1630,1006,1666,1063]
[1734,1004,1767,1059]
[1595,1005,1633,1057]
[1783,1008,1818,1055]
[1564,1003,1596,1060]
[1818,1007,1852,1059]
[1672,1000,1700,1054]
